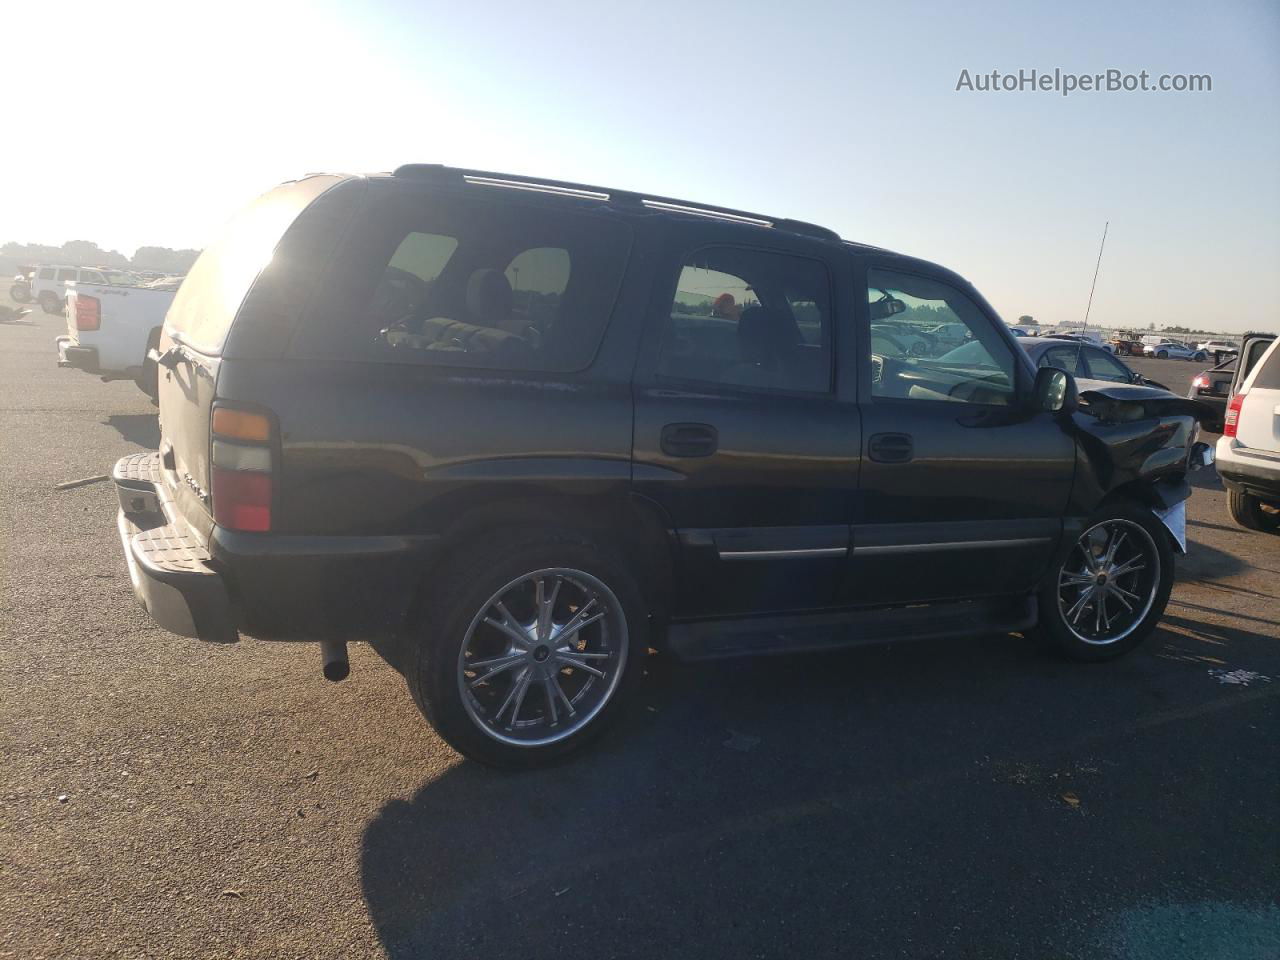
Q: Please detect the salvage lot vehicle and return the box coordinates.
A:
[1189,356,1241,433]
[112,166,1216,767]
[56,278,180,398]
[995,336,1169,390]
[1143,339,1206,361]
[30,263,124,314]
[1217,333,1280,532]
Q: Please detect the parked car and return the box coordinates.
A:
[997,337,1169,390]
[1217,333,1280,532]
[1109,337,1145,356]
[30,264,128,314]
[1196,339,1238,356]
[55,278,181,398]
[110,166,1215,767]
[1143,340,1207,361]
[10,264,36,302]
[1051,333,1114,353]
[1188,357,1239,433]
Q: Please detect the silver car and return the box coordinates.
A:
[1143,340,1207,361]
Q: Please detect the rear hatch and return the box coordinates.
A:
[156,175,351,541]
[1234,337,1280,454]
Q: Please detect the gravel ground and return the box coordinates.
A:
[2,304,1277,960]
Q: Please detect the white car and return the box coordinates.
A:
[30,264,129,314]
[1217,335,1280,532]
[55,279,180,398]
[1197,339,1238,355]
[1142,340,1207,361]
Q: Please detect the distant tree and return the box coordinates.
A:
[1147,322,1156,330]
[1162,324,1192,334]
[131,246,200,273]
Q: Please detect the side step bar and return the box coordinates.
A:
[666,596,1038,661]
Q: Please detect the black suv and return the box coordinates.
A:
[113,165,1213,767]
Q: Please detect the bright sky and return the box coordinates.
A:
[7,0,1278,332]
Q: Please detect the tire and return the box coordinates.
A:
[9,284,30,303]
[1033,501,1175,662]
[38,291,62,315]
[1228,489,1280,533]
[408,531,647,768]
[1156,350,1168,359]
[1193,352,1207,363]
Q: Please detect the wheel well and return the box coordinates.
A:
[407,492,675,628]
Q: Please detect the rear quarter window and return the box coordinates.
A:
[290,184,632,373]
[164,175,345,354]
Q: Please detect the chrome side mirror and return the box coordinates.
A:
[1033,366,1078,414]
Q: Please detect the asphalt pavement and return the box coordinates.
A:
[2,305,1277,960]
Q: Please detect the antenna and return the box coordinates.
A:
[1076,221,1109,372]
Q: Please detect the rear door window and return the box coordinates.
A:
[1084,348,1133,383]
[38,268,55,280]
[56,268,77,282]
[295,185,632,373]
[165,175,344,354]
[1039,345,1088,378]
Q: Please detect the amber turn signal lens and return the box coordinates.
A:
[212,407,272,443]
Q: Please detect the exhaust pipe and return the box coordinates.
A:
[320,640,349,682]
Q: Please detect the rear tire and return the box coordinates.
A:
[1193,351,1207,362]
[1032,501,1175,662]
[407,532,647,769]
[1156,350,1168,359]
[39,291,62,315]
[9,284,30,303]
[1228,489,1280,533]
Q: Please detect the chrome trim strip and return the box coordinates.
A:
[853,537,1051,556]
[718,546,848,560]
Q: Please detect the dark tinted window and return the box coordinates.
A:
[295,186,631,373]
[56,268,77,282]
[1039,345,1088,377]
[166,175,344,353]
[38,268,54,280]
[658,247,831,393]
[1085,348,1133,383]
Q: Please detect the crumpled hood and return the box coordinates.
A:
[1068,379,1212,496]
[1075,378,1217,425]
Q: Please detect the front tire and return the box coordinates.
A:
[39,291,62,315]
[1034,502,1174,661]
[9,284,30,303]
[408,532,647,768]
[1193,351,1207,362]
[1228,489,1280,533]
[1156,350,1169,359]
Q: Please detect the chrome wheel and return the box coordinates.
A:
[1057,519,1160,645]
[457,568,628,747]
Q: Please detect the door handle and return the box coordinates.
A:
[868,432,913,463]
[661,422,718,458]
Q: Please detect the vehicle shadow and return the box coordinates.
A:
[105,413,159,449]
[357,608,1267,959]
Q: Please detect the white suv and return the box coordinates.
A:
[1217,334,1280,532]
[30,264,118,314]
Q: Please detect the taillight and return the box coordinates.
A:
[210,406,274,532]
[1191,374,1209,390]
[1223,392,1246,438]
[74,295,100,331]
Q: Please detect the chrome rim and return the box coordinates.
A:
[1057,519,1160,645]
[457,568,627,747]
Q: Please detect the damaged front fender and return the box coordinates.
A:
[1066,380,1217,528]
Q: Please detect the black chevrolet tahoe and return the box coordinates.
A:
[113,165,1214,767]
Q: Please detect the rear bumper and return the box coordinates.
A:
[113,452,439,643]
[114,452,237,643]
[56,335,101,374]
[1215,438,1280,499]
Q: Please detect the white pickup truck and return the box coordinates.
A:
[55,279,180,398]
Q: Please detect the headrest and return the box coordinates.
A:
[466,269,514,328]
[737,305,797,364]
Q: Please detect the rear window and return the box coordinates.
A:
[1249,339,1280,389]
[165,176,343,353]
[292,184,632,373]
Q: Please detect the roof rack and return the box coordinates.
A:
[391,164,840,242]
